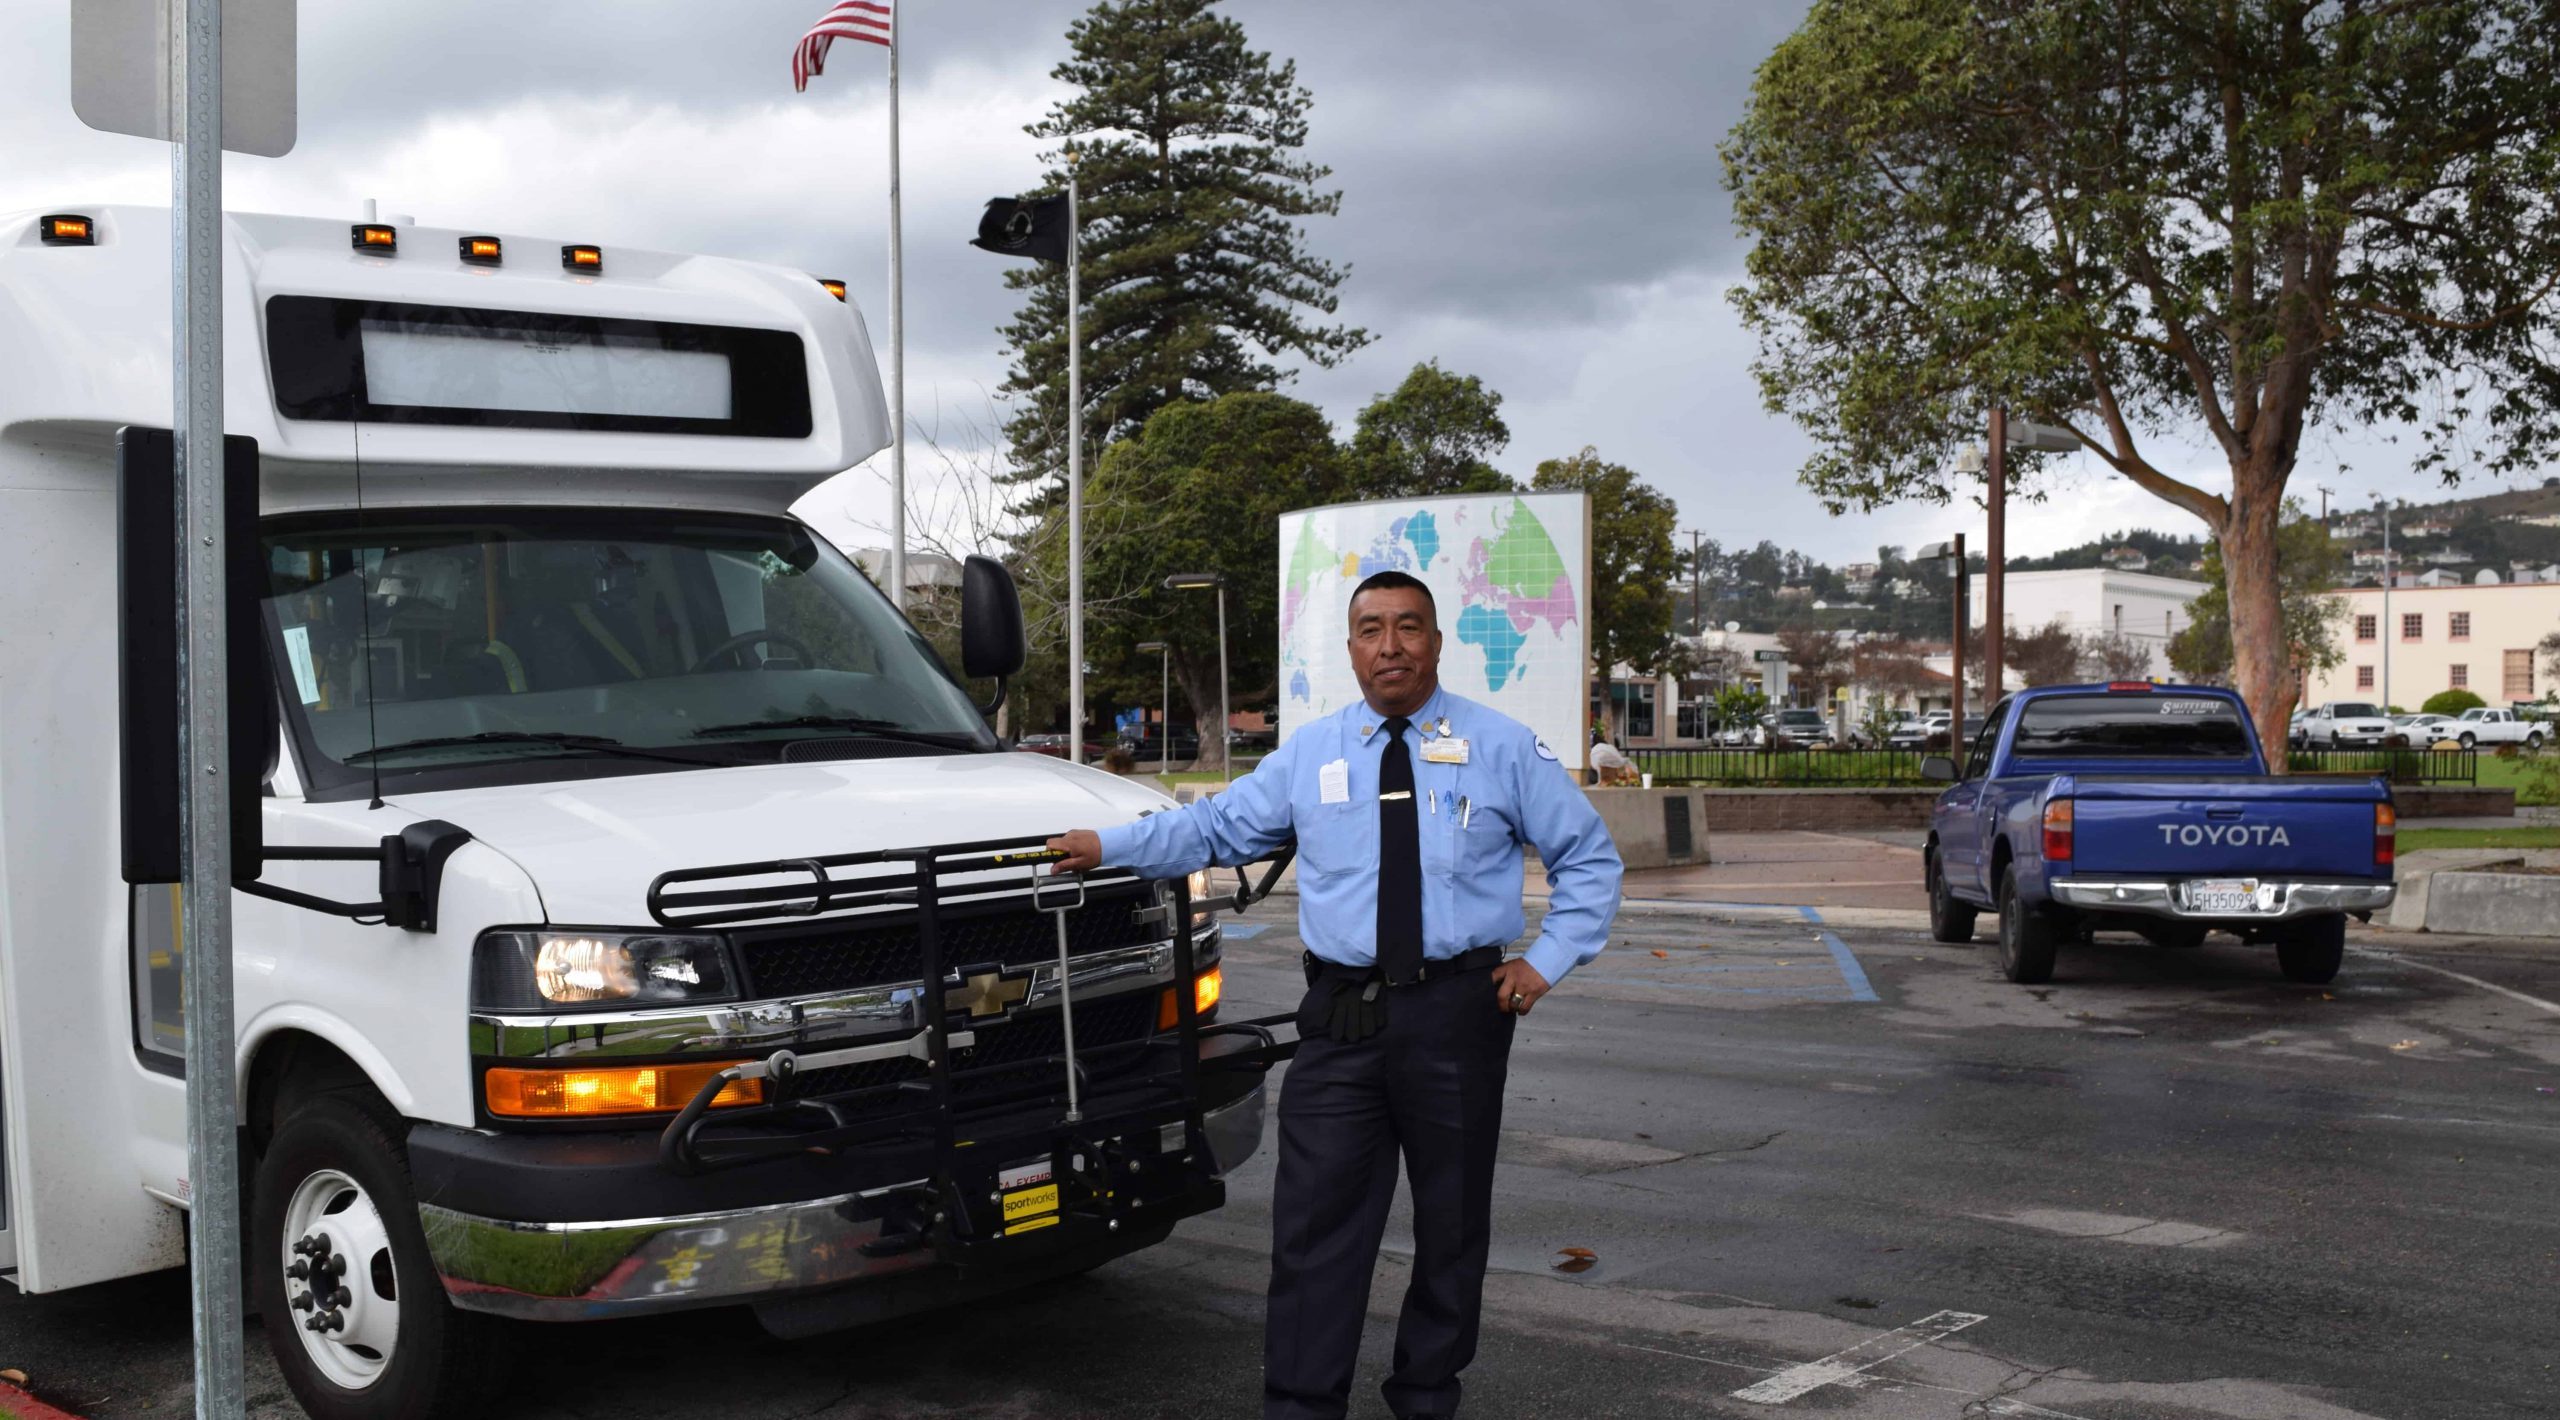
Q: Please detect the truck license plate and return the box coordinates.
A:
[2185,879,2267,914]
[999,1157,1061,1235]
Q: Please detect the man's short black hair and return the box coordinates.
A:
[1349,570,1436,621]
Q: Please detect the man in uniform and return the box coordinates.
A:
[1047,570,1622,1420]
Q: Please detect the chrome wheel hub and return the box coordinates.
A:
[281,1168,401,1389]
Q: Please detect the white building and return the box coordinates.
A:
[2305,580,2560,709]
[1965,568,2208,679]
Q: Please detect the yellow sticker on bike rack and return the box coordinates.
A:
[1002,1182,1060,1234]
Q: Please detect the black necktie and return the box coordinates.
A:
[1377,717,1424,983]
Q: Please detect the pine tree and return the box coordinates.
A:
[997,0,1370,493]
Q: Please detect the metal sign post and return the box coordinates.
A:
[172,2,247,1413]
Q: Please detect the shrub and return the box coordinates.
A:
[2422,688,2486,716]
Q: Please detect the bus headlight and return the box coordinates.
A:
[472,930,737,1011]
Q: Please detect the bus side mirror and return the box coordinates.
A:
[959,554,1025,716]
[1920,755,1958,783]
[118,427,270,887]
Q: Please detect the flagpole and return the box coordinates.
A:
[1066,156,1086,766]
[885,3,906,611]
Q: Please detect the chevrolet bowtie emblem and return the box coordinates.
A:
[952,969,1031,1019]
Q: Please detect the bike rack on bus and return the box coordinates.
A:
[645,833,1315,1264]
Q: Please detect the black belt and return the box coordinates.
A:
[1304,943,1504,989]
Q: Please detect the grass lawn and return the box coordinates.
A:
[2465,753,2558,806]
[2397,826,2560,853]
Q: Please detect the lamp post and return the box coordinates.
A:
[1960,412,2079,696]
[1135,640,1170,775]
[2378,498,2394,713]
[1918,535,1969,771]
[1162,572,1230,781]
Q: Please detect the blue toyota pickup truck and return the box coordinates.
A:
[1922,683,2396,986]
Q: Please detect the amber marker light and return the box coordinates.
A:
[484,1061,762,1118]
[818,277,848,301]
[459,235,504,265]
[351,223,398,252]
[561,244,604,271]
[39,214,95,246]
[1159,965,1224,1029]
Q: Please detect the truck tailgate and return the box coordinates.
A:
[2063,777,2385,878]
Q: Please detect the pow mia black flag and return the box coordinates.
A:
[970,194,1071,264]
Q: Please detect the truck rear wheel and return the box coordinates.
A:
[1995,866,2060,985]
[253,1092,509,1420]
[2276,916,2347,985]
[1926,851,1977,943]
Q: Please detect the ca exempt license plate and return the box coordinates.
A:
[998,1157,1061,1236]
[2184,878,2270,914]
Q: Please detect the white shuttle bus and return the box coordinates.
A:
[0,205,1272,1419]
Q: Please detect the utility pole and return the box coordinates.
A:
[1985,404,2007,699]
[1951,533,1968,772]
[1687,530,1705,636]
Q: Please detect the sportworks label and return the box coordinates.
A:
[2158,823,2291,847]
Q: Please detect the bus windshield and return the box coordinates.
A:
[262,508,993,797]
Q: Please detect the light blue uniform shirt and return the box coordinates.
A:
[1095,685,1623,986]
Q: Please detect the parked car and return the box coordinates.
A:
[2298,700,2397,747]
[2390,712,2460,745]
[1852,709,1919,748]
[2450,707,2548,749]
[1228,723,1278,752]
[1127,725,1203,761]
[1016,732,1117,761]
[1888,711,1943,750]
[1715,715,1768,747]
[1922,683,2395,986]
[1770,707,1834,747]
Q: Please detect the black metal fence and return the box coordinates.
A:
[1627,744,2481,787]
[2287,747,2478,785]
[1628,745,1936,787]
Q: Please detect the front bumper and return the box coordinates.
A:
[418,1076,1264,1324]
[2050,877,2396,920]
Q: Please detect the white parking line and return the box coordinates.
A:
[2349,947,2560,1016]
[1729,1308,1989,1403]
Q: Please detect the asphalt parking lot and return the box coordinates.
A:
[8,906,2558,1419]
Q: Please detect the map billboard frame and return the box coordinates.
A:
[1276,490,1592,771]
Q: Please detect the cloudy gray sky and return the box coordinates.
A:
[5,0,2530,566]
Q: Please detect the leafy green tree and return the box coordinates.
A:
[2168,508,2348,688]
[1056,392,1352,769]
[998,0,1369,495]
[2421,688,2486,717]
[1724,0,2560,757]
[1713,681,1770,736]
[1530,449,1682,731]
[1349,361,1517,498]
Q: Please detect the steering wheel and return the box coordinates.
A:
[687,628,816,674]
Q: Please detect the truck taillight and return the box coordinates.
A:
[2375,802,2396,868]
[2043,800,2074,862]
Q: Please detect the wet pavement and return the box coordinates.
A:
[9,905,2558,1419]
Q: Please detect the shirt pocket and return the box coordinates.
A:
[1297,800,1369,878]
[1457,802,1519,877]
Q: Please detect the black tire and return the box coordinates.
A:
[2276,915,2347,985]
[1927,850,1977,943]
[2459,732,2477,750]
[1995,866,2062,985]
[2528,732,2546,751]
[253,1092,510,1420]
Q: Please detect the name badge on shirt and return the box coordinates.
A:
[1319,758,1350,803]
[1421,737,1470,765]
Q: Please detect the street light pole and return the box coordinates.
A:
[1162,572,1231,781]
[1986,404,2007,698]
[2379,499,2394,712]
[1920,535,1968,772]
[1136,640,1169,776]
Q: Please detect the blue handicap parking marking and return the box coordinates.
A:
[1797,905,1880,1003]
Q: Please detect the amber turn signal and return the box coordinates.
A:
[1159,964,1224,1029]
[39,214,95,246]
[485,1061,762,1118]
[818,277,848,301]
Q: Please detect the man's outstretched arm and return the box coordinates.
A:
[1047,738,1301,876]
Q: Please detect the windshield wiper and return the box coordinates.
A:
[344,731,723,767]
[689,714,980,748]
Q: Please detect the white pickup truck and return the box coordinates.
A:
[2449,708,2549,749]
[2297,700,2398,747]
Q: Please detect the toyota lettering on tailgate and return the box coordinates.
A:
[2159,823,2293,847]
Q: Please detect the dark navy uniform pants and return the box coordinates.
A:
[1264,962,1517,1420]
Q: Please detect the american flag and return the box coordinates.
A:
[792,0,893,92]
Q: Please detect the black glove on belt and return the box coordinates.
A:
[1296,975,1389,1043]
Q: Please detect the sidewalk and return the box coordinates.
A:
[1531,829,1930,916]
